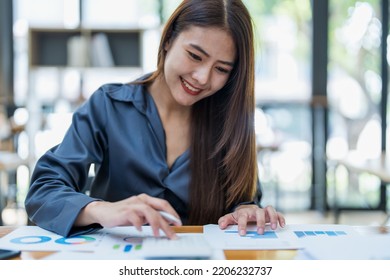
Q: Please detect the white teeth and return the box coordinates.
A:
[182,78,200,92]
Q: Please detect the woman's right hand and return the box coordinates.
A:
[75,193,182,239]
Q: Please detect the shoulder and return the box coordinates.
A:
[91,83,143,103]
[77,74,152,115]
[93,73,152,102]
[75,83,141,119]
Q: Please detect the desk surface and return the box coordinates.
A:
[2,225,387,260]
[0,226,298,260]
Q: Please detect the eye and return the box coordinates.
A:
[216,66,231,74]
[187,51,202,61]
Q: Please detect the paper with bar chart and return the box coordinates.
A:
[203,224,360,250]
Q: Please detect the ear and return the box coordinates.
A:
[164,39,171,52]
[164,28,173,51]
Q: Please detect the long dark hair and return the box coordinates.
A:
[139,0,257,224]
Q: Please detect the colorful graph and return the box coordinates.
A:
[294,231,347,238]
[10,235,96,245]
[112,236,143,253]
[11,236,52,244]
[225,230,278,239]
[55,236,96,245]
[0,226,162,257]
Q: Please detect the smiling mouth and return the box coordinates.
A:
[180,77,202,95]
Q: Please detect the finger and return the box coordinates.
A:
[218,215,229,229]
[141,207,178,239]
[159,219,178,240]
[138,205,163,237]
[127,212,144,232]
[265,206,278,230]
[277,212,286,228]
[218,215,227,229]
[236,212,249,236]
[218,213,235,229]
[147,213,177,240]
[146,216,162,237]
[255,209,266,234]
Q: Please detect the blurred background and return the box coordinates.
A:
[0,0,389,226]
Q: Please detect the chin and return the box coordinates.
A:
[174,93,199,107]
[177,99,197,107]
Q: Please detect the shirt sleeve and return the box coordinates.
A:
[25,87,108,237]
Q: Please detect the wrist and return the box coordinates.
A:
[75,200,104,226]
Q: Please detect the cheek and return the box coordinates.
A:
[202,78,228,99]
[213,76,230,91]
[163,51,177,76]
[165,49,188,73]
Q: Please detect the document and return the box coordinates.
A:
[300,235,390,260]
[203,224,360,250]
[0,226,160,259]
[0,226,224,260]
[204,224,298,250]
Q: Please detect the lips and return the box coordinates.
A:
[180,77,202,96]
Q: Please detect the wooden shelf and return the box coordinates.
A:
[28,27,143,67]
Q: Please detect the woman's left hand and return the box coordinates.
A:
[218,205,285,236]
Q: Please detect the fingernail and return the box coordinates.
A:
[257,228,264,235]
[239,229,246,236]
[271,223,277,229]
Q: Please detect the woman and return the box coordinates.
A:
[25,0,285,238]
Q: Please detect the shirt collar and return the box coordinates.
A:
[104,73,153,115]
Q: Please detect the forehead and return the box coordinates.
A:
[175,25,236,62]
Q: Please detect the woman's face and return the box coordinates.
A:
[163,25,236,107]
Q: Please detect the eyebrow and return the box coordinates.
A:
[189,43,235,67]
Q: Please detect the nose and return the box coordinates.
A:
[192,65,211,86]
